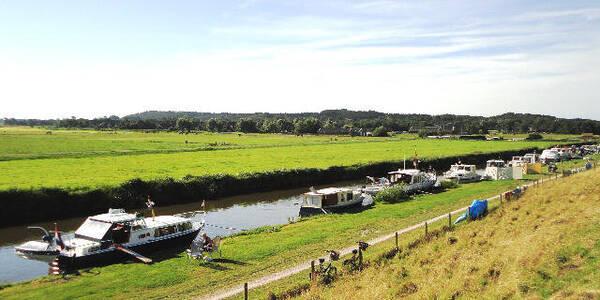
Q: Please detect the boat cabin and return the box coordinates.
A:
[66,209,194,257]
[302,187,357,208]
[486,160,506,168]
[523,153,540,163]
[447,164,477,173]
[388,169,429,185]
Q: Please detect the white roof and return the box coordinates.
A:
[91,210,137,223]
[388,169,420,175]
[144,215,188,228]
[304,187,352,196]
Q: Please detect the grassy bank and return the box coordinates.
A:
[0,179,532,299]
[258,168,600,299]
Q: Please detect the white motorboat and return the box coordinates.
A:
[16,208,204,270]
[444,164,481,183]
[387,169,437,193]
[509,156,526,167]
[300,187,373,215]
[523,153,540,164]
[540,149,561,164]
[484,160,513,180]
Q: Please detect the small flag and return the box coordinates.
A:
[54,223,65,250]
[146,195,155,209]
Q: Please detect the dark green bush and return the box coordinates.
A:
[526,133,543,140]
[440,180,459,190]
[374,184,409,203]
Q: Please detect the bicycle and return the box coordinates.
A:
[343,241,369,272]
[315,250,339,284]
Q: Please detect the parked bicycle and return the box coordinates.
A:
[316,250,339,284]
[343,241,369,272]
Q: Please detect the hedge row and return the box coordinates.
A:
[0,148,542,227]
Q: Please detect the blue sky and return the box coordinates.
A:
[1,0,599,119]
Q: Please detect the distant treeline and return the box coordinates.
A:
[4,109,600,135]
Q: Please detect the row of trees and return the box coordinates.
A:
[4,110,600,134]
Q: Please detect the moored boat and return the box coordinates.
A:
[16,208,204,271]
[57,209,204,269]
[300,187,373,216]
[484,160,512,180]
[387,169,437,193]
[443,164,481,183]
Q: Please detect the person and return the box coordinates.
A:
[202,233,214,252]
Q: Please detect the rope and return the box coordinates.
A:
[204,223,246,232]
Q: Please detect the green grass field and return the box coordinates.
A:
[0,126,568,191]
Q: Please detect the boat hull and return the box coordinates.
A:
[299,196,373,217]
[57,229,200,270]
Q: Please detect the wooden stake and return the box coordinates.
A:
[448,213,452,228]
[310,260,315,281]
[244,282,249,300]
[358,245,363,271]
[425,222,428,236]
[395,232,399,250]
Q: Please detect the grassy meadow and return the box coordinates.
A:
[254,168,600,299]
[0,177,530,299]
[0,126,570,191]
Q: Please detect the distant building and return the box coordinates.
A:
[408,125,442,134]
[581,133,597,141]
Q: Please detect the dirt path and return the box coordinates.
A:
[198,172,575,300]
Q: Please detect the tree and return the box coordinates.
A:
[293,118,321,134]
[175,117,194,133]
[372,126,389,137]
[236,118,258,133]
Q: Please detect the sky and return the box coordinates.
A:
[1,0,599,120]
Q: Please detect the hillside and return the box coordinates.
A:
[289,169,600,299]
[4,109,600,134]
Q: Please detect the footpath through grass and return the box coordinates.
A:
[0,179,530,299]
[259,169,600,299]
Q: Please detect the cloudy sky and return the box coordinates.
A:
[1,0,599,119]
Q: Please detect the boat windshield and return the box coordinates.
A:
[487,161,505,167]
[396,173,413,184]
[74,219,113,241]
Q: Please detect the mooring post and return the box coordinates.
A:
[244,282,249,300]
[358,247,363,271]
[425,221,428,236]
[448,213,452,228]
[395,232,399,250]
